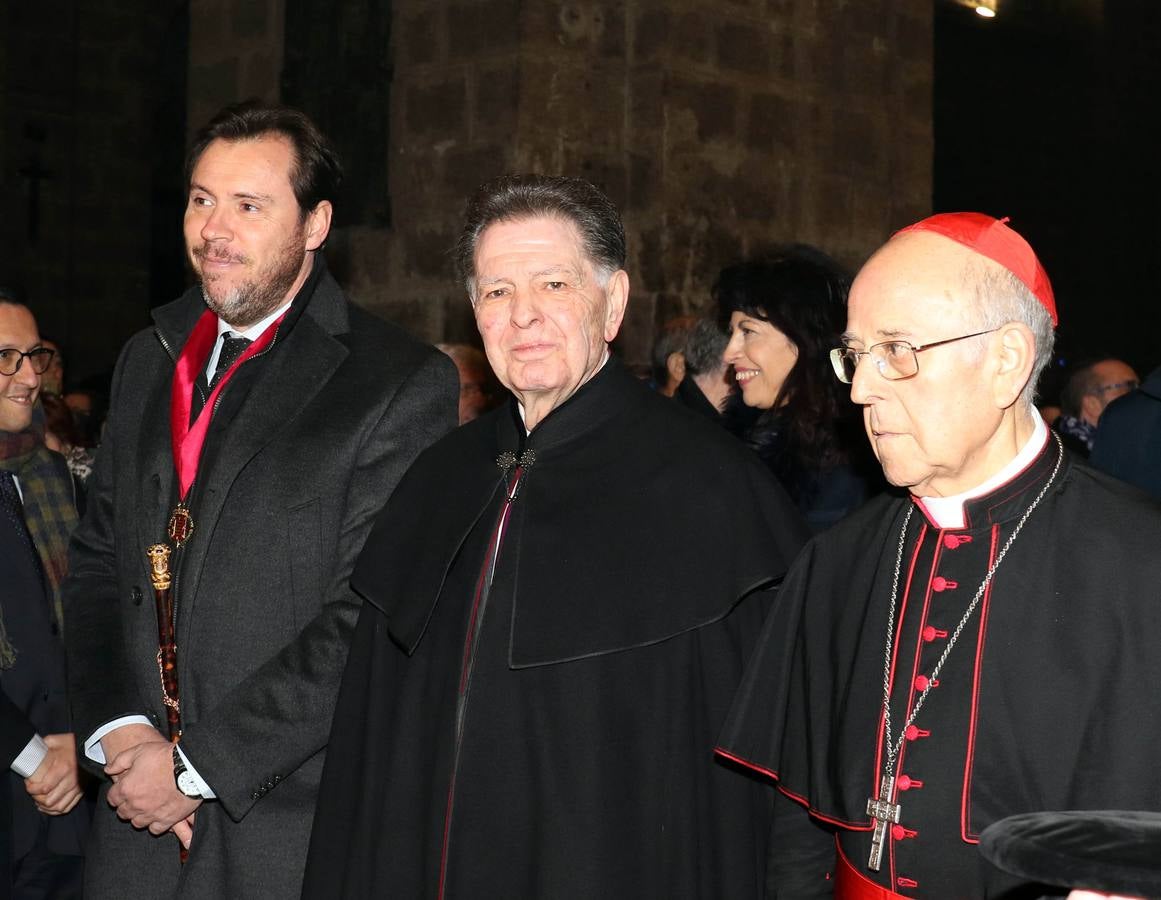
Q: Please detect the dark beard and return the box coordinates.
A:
[193,233,307,329]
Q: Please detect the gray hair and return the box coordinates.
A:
[455,174,626,302]
[969,265,1055,410]
[683,317,729,376]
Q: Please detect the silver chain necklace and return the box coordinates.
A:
[865,433,1064,871]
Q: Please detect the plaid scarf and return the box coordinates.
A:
[0,411,78,668]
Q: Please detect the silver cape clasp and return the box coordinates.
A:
[496,449,536,471]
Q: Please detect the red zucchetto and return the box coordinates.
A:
[894,212,1057,326]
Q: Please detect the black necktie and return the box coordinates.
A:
[0,470,44,584]
[211,334,252,389]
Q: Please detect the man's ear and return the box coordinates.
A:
[304,200,333,252]
[1080,392,1104,427]
[603,269,630,342]
[992,321,1036,410]
[666,351,686,386]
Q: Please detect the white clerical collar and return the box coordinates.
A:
[916,414,1049,530]
[516,349,610,434]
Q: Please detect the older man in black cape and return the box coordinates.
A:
[302,176,809,899]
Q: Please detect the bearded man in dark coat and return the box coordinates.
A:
[717,213,1161,898]
[302,175,809,899]
[61,102,457,899]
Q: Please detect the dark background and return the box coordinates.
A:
[935,0,1161,381]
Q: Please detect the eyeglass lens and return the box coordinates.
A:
[831,344,917,384]
[0,348,55,376]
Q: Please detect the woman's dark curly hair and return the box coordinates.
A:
[714,245,858,474]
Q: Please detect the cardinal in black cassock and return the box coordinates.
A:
[302,176,809,899]
[717,214,1161,899]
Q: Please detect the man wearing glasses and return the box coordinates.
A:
[716,213,1161,898]
[0,296,88,898]
[1056,357,1139,456]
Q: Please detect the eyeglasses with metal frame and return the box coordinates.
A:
[0,347,56,377]
[829,329,999,384]
[1091,380,1139,395]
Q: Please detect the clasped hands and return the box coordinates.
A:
[25,732,84,816]
[103,724,200,849]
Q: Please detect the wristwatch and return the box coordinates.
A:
[172,746,203,799]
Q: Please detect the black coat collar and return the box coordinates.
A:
[353,356,807,661]
[151,254,346,356]
[936,433,1067,531]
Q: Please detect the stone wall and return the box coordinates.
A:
[1,0,933,380]
[188,0,285,136]
[348,0,933,366]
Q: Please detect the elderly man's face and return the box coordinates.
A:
[846,234,1018,497]
[184,136,330,329]
[472,216,627,426]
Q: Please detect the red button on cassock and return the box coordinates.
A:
[932,576,958,592]
[914,675,929,691]
[922,626,948,642]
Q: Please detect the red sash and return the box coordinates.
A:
[835,838,909,900]
[169,309,284,500]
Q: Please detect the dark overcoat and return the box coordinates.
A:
[1091,365,1161,499]
[63,261,457,899]
[0,692,32,899]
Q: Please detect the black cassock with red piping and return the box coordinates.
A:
[718,439,1161,898]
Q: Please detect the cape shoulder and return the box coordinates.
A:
[353,385,810,663]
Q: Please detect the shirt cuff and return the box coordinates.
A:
[174,744,216,799]
[11,734,48,778]
[84,715,155,764]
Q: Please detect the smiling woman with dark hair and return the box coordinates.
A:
[718,246,880,531]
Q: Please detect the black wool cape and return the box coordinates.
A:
[303,359,809,899]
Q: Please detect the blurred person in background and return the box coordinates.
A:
[1055,357,1138,456]
[437,342,501,424]
[672,316,735,423]
[60,390,104,449]
[649,315,696,397]
[36,341,63,398]
[1090,362,1161,499]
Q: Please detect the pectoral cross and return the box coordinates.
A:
[866,773,902,871]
